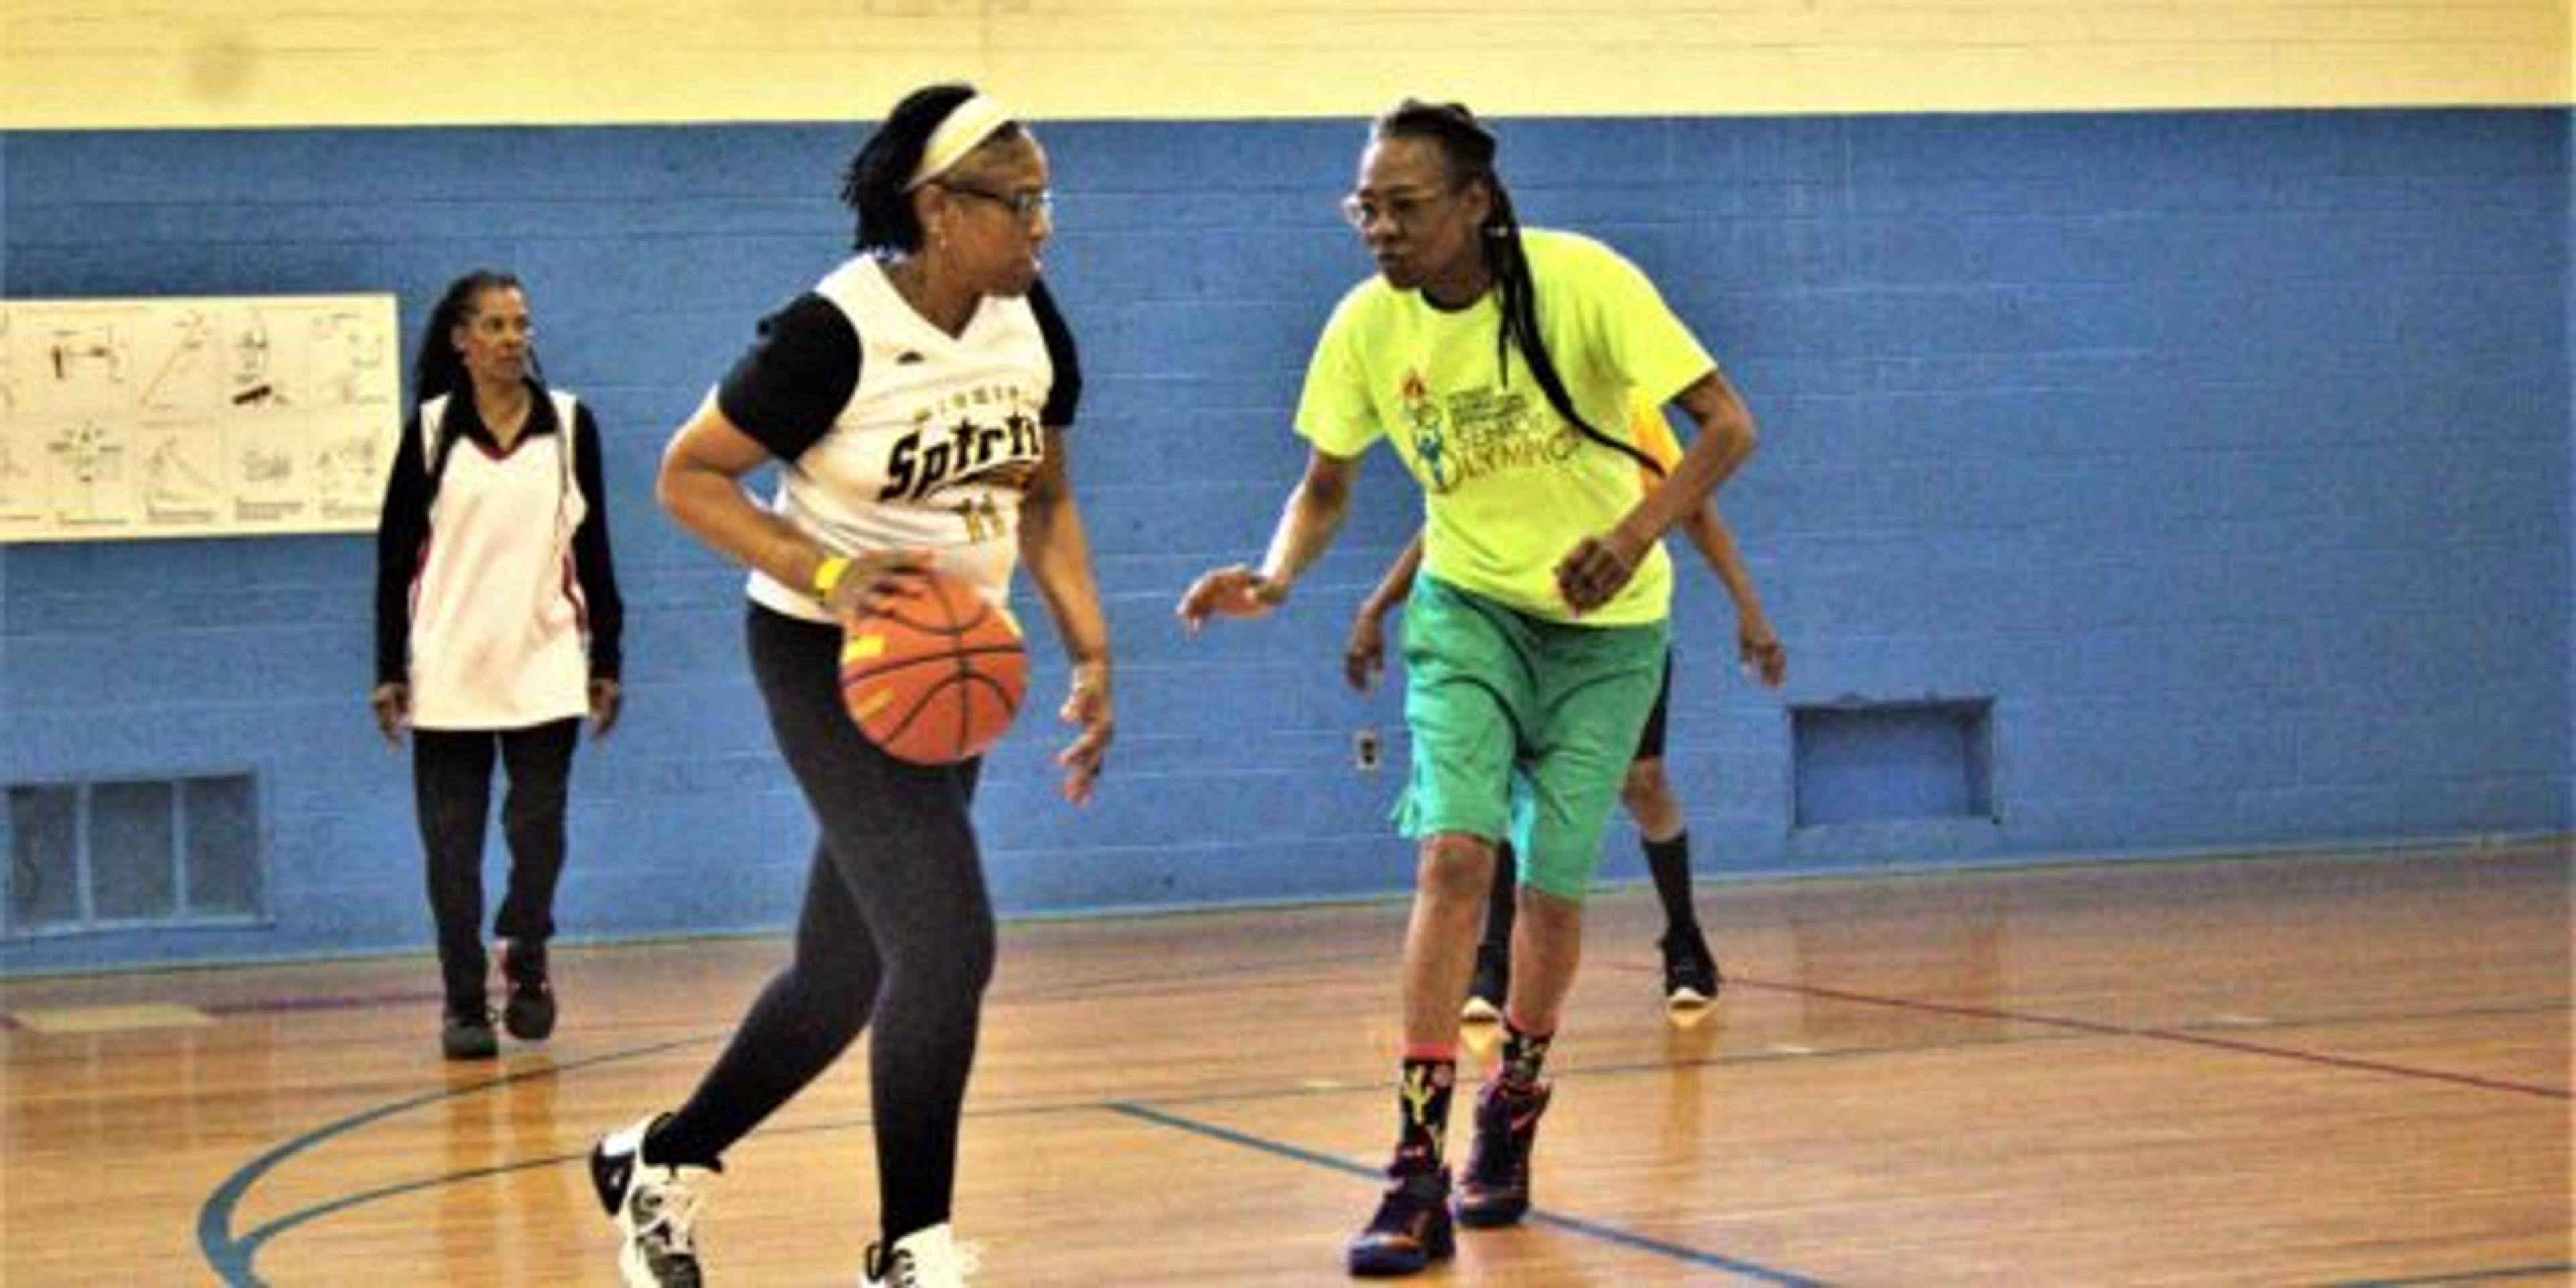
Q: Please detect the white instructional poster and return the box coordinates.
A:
[0,294,402,543]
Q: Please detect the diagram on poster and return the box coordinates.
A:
[0,294,400,543]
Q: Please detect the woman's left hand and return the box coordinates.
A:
[1737,616,1787,688]
[1055,660,1114,805]
[589,678,623,738]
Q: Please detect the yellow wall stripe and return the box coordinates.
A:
[4,1,2569,129]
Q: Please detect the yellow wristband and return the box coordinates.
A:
[811,555,851,600]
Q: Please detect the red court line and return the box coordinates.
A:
[1735,978,2571,1101]
[199,990,444,1017]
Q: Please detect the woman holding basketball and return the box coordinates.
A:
[1177,99,1756,1277]
[372,269,624,1063]
[589,84,1111,1288]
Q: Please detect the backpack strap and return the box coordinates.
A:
[417,393,451,472]
[548,390,580,492]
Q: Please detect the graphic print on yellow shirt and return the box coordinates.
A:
[1395,366,1588,497]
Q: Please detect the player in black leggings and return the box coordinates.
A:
[587,83,1113,1288]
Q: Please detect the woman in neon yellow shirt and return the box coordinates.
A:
[1178,98,1758,1277]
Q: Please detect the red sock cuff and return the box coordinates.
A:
[1401,1042,1458,1063]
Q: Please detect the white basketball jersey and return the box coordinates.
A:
[747,257,1058,624]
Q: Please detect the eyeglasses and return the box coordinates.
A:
[1338,187,1452,231]
[936,180,1054,224]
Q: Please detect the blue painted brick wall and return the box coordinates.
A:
[2,109,2567,973]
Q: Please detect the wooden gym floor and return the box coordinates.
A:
[1,841,2567,1285]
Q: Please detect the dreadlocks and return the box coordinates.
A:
[1371,99,1664,478]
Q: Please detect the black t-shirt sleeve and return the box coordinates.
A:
[1030,277,1081,429]
[372,409,431,686]
[715,292,862,462]
[567,402,624,680]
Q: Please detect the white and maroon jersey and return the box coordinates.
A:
[715,254,1081,624]
[400,390,600,729]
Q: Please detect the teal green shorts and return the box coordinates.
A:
[1393,576,1669,902]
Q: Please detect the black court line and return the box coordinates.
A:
[2328,1265,2576,1287]
[1102,1102,1826,1286]
[1727,979,2571,1101]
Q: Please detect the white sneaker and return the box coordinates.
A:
[863,1223,982,1287]
[590,1114,717,1287]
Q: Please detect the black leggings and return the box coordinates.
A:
[413,718,580,1008]
[654,604,996,1246]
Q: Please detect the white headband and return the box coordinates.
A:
[904,94,1014,191]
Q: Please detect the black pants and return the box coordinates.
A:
[654,605,995,1246]
[413,718,581,1008]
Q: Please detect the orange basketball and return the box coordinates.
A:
[839,572,1028,765]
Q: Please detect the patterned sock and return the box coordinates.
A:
[1497,1018,1555,1093]
[1394,1049,1457,1170]
[1644,830,1698,934]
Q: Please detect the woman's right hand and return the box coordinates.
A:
[1175,564,1287,632]
[368,682,410,749]
[818,549,936,623]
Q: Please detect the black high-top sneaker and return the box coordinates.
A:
[1660,926,1721,1009]
[499,938,556,1040]
[1347,1161,1454,1277]
[1454,1078,1551,1228]
[441,1000,496,1061]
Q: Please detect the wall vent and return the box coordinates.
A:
[1792,700,1997,828]
[5,774,264,937]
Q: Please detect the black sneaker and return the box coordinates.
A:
[1454,1079,1550,1228]
[1459,943,1509,1024]
[1346,1163,1454,1277]
[591,1114,717,1287]
[441,1004,498,1061]
[500,939,556,1041]
[1661,926,1721,1010]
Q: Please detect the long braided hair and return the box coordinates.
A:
[1373,99,1664,478]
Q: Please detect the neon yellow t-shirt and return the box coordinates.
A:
[1296,229,1714,625]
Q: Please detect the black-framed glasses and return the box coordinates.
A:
[1338,187,1452,231]
[936,180,1054,224]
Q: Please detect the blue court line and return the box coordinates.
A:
[1103,1100,1827,1287]
[195,1036,710,1287]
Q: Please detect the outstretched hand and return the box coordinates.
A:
[1175,564,1287,632]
